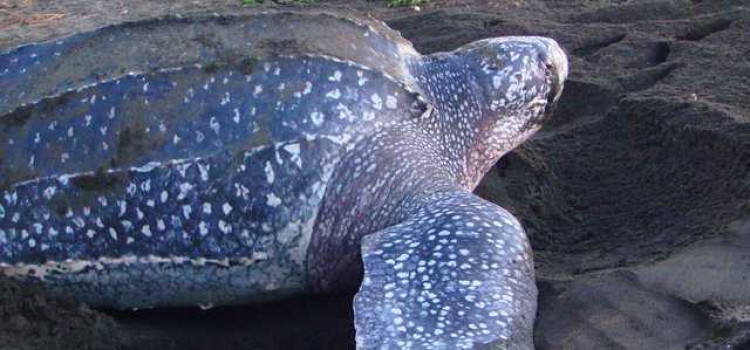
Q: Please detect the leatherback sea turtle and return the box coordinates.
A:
[0,8,567,350]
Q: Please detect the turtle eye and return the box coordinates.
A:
[409,98,431,119]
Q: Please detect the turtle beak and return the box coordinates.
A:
[536,37,568,106]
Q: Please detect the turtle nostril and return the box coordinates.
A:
[544,62,555,76]
[538,52,550,67]
[544,62,560,108]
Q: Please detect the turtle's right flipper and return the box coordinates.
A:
[354,190,536,350]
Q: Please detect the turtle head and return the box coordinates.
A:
[445,36,568,187]
[458,36,567,135]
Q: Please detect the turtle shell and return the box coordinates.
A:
[0,9,432,307]
[0,8,429,189]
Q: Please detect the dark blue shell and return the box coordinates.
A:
[0,10,427,307]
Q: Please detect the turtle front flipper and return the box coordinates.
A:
[354,191,536,350]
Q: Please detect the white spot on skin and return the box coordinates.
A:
[363,111,375,121]
[233,108,241,124]
[302,82,313,95]
[266,193,282,207]
[329,70,342,82]
[283,143,302,168]
[370,93,383,110]
[178,183,193,200]
[141,180,152,193]
[42,186,57,200]
[222,202,233,216]
[335,103,354,121]
[310,111,324,126]
[356,71,368,86]
[493,75,503,89]
[325,88,341,100]
[385,96,398,109]
[220,92,231,105]
[198,164,210,181]
[209,117,220,134]
[218,220,232,234]
[264,162,275,184]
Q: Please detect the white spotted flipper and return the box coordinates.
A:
[354,191,536,350]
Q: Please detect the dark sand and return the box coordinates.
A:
[1,0,749,349]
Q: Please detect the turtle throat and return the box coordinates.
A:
[408,54,541,191]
